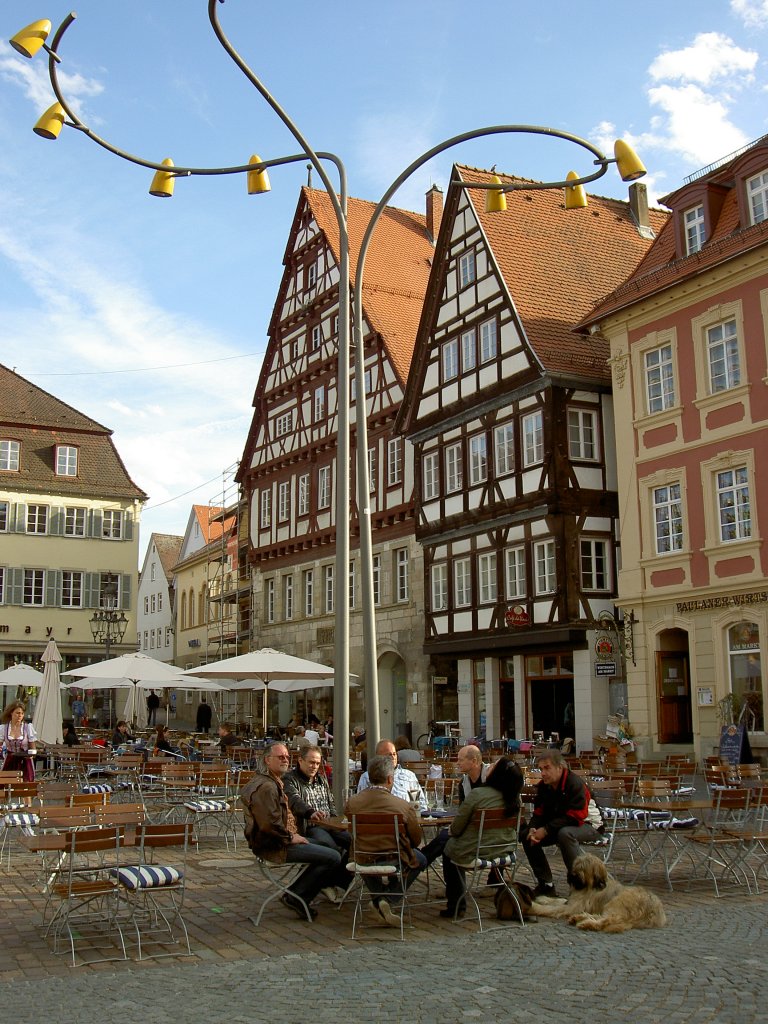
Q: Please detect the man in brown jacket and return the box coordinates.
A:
[240,743,345,919]
[345,753,427,927]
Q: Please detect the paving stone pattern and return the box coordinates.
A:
[1,841,765,1023]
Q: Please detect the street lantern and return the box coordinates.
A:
[89,574,128,659]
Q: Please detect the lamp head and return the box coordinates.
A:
[247,154,271,195]
[485,173,507,214]
[614,139,646,182]
[9,19,51,59]
[33,102,66,140]
[564,170,587,210]
[149,157,175,198]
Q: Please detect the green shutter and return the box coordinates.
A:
[9,568,24,605]
[50,507,65,536]
[84,573,100,608]
[120,574,132,610]
[123,511,134,540]
[89,509,103,539]
[14,504,27,533]
[46,570,60,607]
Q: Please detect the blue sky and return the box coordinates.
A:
[2,0,768,562]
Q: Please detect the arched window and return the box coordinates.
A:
[180,592,187,631]
[728,621,764,731]
[199,584,207,625]
[188,587,195,627]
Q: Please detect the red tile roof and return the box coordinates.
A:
[456,167,668,380]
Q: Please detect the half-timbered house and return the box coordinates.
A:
[397,166,667,749]
[237,187,439,733]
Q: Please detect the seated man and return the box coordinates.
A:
[218,722,239,755]
[521,748,600,897]
[240,743,347,920]
[283,744,350,858]
[345,754,427,927]
[357,739,427,811]
[421,744,490,865]
[111,720,134,748]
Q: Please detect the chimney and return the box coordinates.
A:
[628,182,654,240]
[425,185,443,245]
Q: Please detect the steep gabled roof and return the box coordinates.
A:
[152,534,184,581]
[300,188,434,382]
[454,166,668,378]
[0,363,147,500]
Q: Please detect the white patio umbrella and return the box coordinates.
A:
[32,637,64,745]
[0,663,44,686]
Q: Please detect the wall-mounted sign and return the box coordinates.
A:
[505,604,529,627]
[432,676,448,686]
[595,662,617,676]
[595,635,614,659]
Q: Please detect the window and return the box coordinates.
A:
[494,424,515,476]
[311,325,322,351]
[459,251,476,287]
[61,571,83,607]
[567,409,598,461]
[395,548,409,602]
[265,579,275,623]
[645,344,676,413]
[351,369,373,403]
[298,474,310,516]
[708,319,740,392]
[56,445,78,476]
[27,505,48,535]
[469,433,487,485]
[728,621,764,730]
[144,596,149,614]
[534,540,556,594]
[505,546,526,599]
[478,553,497,604]
[454,557,471,607]
[260,489,271,528]
[283,575,293,620]
[653,484,683,554]
[0,567,4,604]
[367,448,376,494]
[431,563,448,611]
[23,569,45,606]
[290,337,300,362]
[150,629,155,650]
[307,261,318,288]
[0,501,8,532]
[318,466,331,509]
[442,339,459,381]
[0,440,20,472]
[158,593,163,612]
[372,555,381,606]
[480,319,497,363]
[717,467,751,542]
[324,565,334,614]
[304,569,314,617]
[165,626,172,647]
[275,411,293,436]
[143,631,148,649]
[580,539,609,591]
[314,386,325,422]
[522,410,544,466]
[422,452,439,500]
[278,481,290,522]
[349,561,356,609]
[445,443,463,493]
[747,169,768,225]
[103,509,123,539]
[151,594,156,613]
[684,204,705,255]
[461,328,476,371]
[387,438,402,486]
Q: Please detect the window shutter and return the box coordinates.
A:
[89,509,103,539]
[123,511,134,540]
[14,504,27,533]
[46,570,60,607]
[9,568,24,605]
[84,573,100,608]
[50,507,65,536]
[120,574,132,610]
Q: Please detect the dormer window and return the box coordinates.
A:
[684,204,705,255]
[0,439,20,472]
[747,169,768,225]
[56,444,78,476]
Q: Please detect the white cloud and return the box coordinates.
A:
[648,31,757,85]
[0,40,104,120]
[731,1,768,28]
[646,83,750,164]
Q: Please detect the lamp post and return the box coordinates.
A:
[88,573,128,729]
[11,3,645,809]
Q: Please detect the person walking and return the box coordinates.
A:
[196,697,213,733]
[146,689,160,727]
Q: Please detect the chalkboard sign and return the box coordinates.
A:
[718,723,753,765]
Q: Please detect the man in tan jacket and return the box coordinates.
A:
[345,754,427,927]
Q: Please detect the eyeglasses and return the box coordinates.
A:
[267,753,290,761]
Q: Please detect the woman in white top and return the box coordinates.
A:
[0,701,38,781]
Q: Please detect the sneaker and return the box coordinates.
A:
[377,898,400,927]
[321,886,341,904]
[280,893,318,920]
[532,882,557,899]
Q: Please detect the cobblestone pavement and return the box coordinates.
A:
[1,838,765,1023]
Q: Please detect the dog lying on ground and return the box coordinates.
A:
[531,853,666,933]
[494,881,539,922]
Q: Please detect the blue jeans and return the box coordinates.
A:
[363,848,427,907]
[285,841,344,903]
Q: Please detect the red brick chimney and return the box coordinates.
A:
[426,185,443,245]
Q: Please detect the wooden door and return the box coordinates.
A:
[656,652,693,743]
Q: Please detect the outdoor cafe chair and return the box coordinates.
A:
[0,781,40,869]
[670,787,753,897]
[346,811,416,940]
[183,768,238,850]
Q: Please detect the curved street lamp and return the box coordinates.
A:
[11,2,645,809]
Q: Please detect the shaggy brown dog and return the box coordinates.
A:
[532,854,666,933]
[494,881,538,922]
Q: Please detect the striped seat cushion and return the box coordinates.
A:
[184,800,229,812]
[3,812,40,827]
[454,853,516,870]
[81,783,113,794]
[111,864,182,889]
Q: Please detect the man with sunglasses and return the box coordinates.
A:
[241,742,347,920]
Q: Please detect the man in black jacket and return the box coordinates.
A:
[522,749,600,897]
[283,745,350,856]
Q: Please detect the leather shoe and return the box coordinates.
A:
[377,898,400,927]
[280,893,317,920]
[439,903,466,920]
[533,882,557,898]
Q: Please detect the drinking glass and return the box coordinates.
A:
[434,780,445,808]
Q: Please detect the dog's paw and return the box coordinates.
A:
[533,895,567,906]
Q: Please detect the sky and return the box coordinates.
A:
[2,0,768,565]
